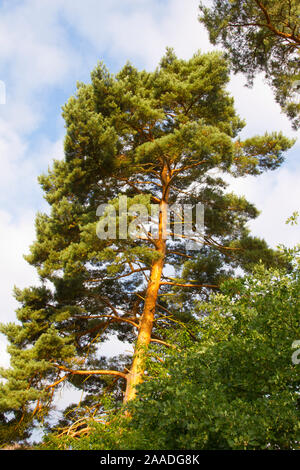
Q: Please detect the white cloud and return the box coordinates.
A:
[0,118,28,187]
[0,209,38,321]
[225,73,299,248]
[57,0,210,69]
[0,117,63,363]
[224,167,300,248]
[227,72,299,140]
[0,209,38,367]
[0,118,63,215]
[0,0,78,90]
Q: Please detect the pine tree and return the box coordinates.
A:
[199,0,300,129]
[0,49,294,444]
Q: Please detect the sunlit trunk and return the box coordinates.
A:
[124,163,170,403]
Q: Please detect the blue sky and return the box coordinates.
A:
[0,0,299,366]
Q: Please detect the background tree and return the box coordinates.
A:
[199,0,300,129]
[86,247,298,451]
[0,49,294,446]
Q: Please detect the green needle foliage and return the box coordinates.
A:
[199,0,300,129]
[0,49,295,447]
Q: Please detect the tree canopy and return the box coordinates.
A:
[199,0,300,128]
[0,49,295,447]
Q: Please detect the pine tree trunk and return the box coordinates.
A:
[124,163,170,403]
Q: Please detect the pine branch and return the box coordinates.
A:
[167,250,194,259]
[160,281,218,288]
[53,364,127,380]
[86,267,151,283]
[150,338,179,350]
[171,160,208,178]
[75,314,139,328]
[117,177,161,203]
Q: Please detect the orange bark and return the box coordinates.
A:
[124,163,170,403]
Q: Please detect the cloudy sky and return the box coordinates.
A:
[0,0,299,367]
